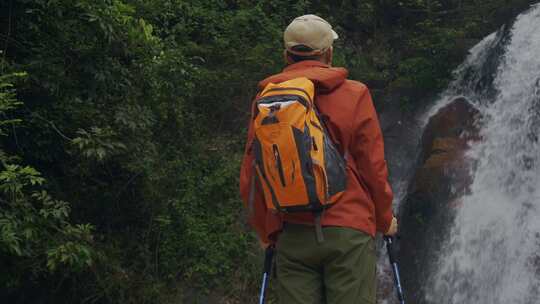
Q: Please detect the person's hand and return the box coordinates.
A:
[385,216,398,236]
[259,238,270,250]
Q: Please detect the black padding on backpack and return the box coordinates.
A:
[323,135,347,197]
[261,115,279,125]
[253,138,281,211]
[292,125,320,208]
[253,138,263,165]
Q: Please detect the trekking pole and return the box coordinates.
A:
[384,236,405,304]
[258,245,275,304]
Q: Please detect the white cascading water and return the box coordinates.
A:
[378,13,505,304]
[424,4,540,304]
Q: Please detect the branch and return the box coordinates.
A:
[24,106,74,141]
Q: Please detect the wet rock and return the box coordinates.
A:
[398,98,482,304]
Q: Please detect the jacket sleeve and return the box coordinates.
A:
[350,86,394,234]
[239,117,272,244]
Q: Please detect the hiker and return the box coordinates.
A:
[239,14,398,304]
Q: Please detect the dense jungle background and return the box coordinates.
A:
[0,0,536,303]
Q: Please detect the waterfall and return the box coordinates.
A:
[423,4,540,304]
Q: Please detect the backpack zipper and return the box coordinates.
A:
[272,144,287,187]
[291,160,296,183]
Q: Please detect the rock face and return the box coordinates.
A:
[414,98,482,202]
[398,98,482,303]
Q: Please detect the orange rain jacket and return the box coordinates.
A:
[239,60,393,244]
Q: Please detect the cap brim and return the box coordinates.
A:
[332,29,338,40]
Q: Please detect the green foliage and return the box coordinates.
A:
[157,154,252,286]
[0,73,24,134]
[0,71,95,295]
[72,127,127,162]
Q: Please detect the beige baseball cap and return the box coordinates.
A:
[284,14,338,56]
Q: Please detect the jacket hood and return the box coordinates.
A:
[258,60,348,93]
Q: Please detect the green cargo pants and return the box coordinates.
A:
[276,223,376,304]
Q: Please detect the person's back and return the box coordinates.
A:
[239,14,398,304]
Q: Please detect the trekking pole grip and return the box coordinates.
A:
[384,236,405,304]
[263,245,275,274]
[384,236,397,264]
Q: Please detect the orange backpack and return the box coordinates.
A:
[249,77,347,241]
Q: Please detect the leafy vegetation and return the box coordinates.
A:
[0,0,535,303]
